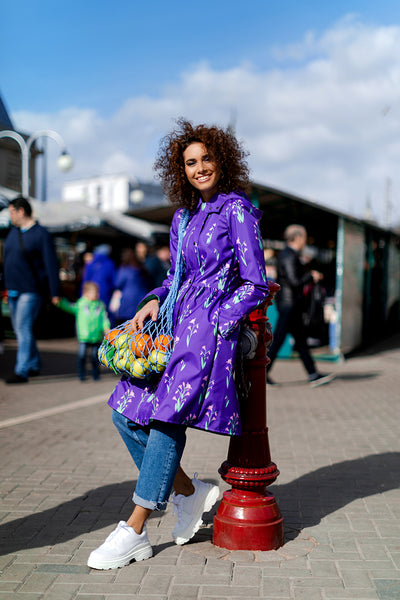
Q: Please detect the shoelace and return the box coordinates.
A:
[104,521,135,548]
[103,523,123,545]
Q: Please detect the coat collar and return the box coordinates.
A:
[195,190,261,217]
[198,193,227,214]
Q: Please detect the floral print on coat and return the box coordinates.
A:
[108,191,269,435]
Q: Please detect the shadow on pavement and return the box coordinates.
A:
[0,480,138,555]
[0,346,111,381]
[270,371,381,387]
[270,451,400,540]
[346,332,400,358]
[333,371,381,381]
[1,453,399,554]
[0,349,77,380]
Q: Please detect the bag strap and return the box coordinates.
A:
[161,208,190,331]
[171,208,190,292]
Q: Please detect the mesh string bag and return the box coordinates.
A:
[98,209,190,379]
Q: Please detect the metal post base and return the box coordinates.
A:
[213,488,284,551]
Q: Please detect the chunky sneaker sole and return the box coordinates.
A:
[87,521,153,570]
[310,373,336,387]
[173,481,220,546]
[87,540,153,570]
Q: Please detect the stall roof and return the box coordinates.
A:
[0,196,169,242]
[252,183,340,248]
[104,211,169,239]
[128,181,398,248]
[251,182,400,246]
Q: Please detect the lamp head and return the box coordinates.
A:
[57,151,74,172]
[130,189,145,204]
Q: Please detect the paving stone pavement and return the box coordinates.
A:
[0,336,399,599]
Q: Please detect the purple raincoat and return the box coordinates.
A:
[108,191,269,435]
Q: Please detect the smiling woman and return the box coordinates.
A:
[87,119,270,571]
[153,119,250,211]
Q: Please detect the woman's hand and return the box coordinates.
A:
[131,299,159,331]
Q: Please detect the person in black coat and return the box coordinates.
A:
[267,224,334,387]
[3,197,60,383]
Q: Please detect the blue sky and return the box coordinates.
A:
[2,0,399,115]
[1,1,400,226]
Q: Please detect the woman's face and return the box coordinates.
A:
[183,142,220,202]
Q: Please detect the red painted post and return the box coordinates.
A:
[213,281,284,550]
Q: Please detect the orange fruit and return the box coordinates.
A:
[131,333,153,357]
[105,328,119,344]
[122,321,135,334]
[154,334,172,353]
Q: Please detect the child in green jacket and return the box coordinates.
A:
[58,281,110,381]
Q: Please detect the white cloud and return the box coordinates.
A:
[12,16,400,226]
[101,151,140,175]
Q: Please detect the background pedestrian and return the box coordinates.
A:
[266,224,334,387]
[3,196,60,384]
[143,244,171,288]
[57,281,110,381]
[110,247,150,326]
[82,244,116,313]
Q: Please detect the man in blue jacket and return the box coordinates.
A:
[3,197,60,384]
[81,244,116,315]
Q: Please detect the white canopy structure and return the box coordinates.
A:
[0,194,169,242]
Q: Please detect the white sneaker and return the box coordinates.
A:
[87,521,153,570]
[172,474,220,545]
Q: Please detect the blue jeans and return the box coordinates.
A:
[78,342,101,380]
[112,410,187,511]
[8,293,42,378]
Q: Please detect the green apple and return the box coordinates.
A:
[148,349,168,373]
[113,351,130,372]
[114,332,129,352]
[130,357,151,379]
[98,343,115,366]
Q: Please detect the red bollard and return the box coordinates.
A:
[213,282,284,550]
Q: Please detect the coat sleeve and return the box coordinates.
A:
[57,297,78,315]
[114,267,126,291]
[217,199,269,339]
[136,209,183,311]
[40,227,60,297]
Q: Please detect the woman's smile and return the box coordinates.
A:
[183,142,220,202]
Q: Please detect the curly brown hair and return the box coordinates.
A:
[154,118,250,211]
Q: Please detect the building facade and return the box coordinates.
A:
[62,174,167,213]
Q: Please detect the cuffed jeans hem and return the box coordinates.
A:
[133,491,167,512]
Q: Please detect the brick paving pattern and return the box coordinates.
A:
[0,336,399,599]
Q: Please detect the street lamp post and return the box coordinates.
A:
[0,129,73,198]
